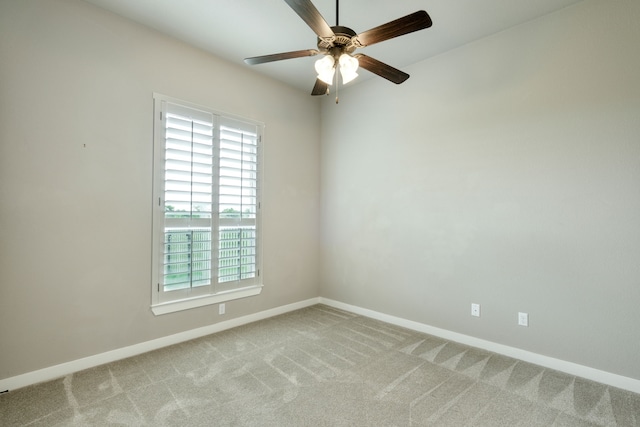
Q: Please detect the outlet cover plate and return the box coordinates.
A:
[518,312,528,326]
[471,303,481,317]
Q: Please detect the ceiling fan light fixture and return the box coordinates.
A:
[315,55,336,85]
[339,53,359,84]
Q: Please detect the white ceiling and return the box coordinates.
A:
[82,0,583,94]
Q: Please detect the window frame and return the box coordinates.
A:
[151,93,263,315]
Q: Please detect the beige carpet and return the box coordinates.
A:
[1,304,639,426]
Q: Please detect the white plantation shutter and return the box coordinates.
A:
[152,94,262,313]
[218,119,259,289]
[164,103,214,219]
[163,104,214,293]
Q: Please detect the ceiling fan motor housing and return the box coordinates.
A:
[318,26,357,57]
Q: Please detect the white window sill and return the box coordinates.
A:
[151,285,263,316]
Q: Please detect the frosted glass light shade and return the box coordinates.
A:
[315,55,336,85]
[339,54,359,84]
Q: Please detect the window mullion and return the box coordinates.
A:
[189,120,195,226]
[211,115,221,289]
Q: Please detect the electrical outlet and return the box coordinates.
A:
[471,303,481,317]
[219,303,226,315]
[518,312,528,327]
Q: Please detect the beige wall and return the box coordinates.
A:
[0,0,321,379]
[320,0,640,380]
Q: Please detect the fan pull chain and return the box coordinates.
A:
[335,0,340,103]
[335,70,339,104]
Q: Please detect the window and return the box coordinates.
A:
[151,94,263,315]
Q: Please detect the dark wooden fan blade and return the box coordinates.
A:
[244,49,319,65]
[354,54,409,84]
[284,0,335,39]
[311,78,329,96]
[353,10,432,47]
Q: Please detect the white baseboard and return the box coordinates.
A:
[3,296,639,395]
[0,297,321,392]
[319,297,640,394]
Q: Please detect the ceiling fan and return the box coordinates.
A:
[244,0,433,98]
